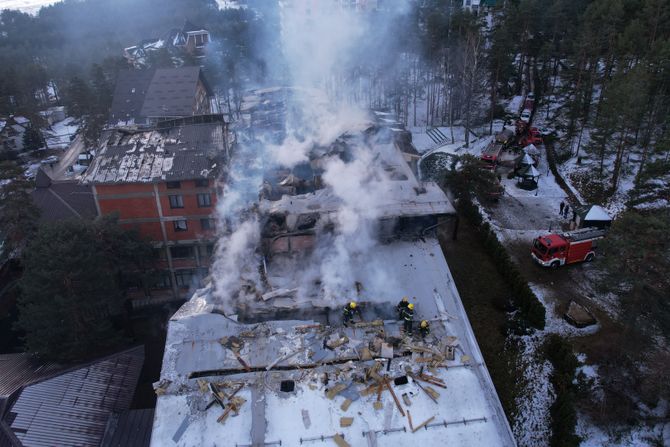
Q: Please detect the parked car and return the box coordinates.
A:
[40,155,59,165]
[520,109,531,123]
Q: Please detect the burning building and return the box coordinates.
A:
[148,88,516,446]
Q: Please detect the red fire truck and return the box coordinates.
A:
[531,227,607,268]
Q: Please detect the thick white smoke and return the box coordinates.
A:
[211,1,411,309]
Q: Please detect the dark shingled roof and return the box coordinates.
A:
[30,169,97,222]
[101,409,154,447]
[140,67,203,118]
[109,69,155,125]
[109,67,212,125]
[0,354,64,418]
[4,347,144,447]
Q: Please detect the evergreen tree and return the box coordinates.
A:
[16,216,155,362]
[65,76,93,118]
[0,161,39,258]
[22,126,44,152]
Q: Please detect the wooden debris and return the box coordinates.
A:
[197,380,209,394]
[353,319,384,328]
[376,383,383,402]
[340,399,352,411]
[384,377,405,417]
[373,401,383,410]
[359,347,372,361]
[326,383,348,400]
[444,346,455,360]
[340,417,354,427]
[461,355,472,365]
[408,374,438,404]
[424,386,440,400]
[407,410,414,431]
[234,352,251,371]
[402,392,412,406]
[333,434,350,447]
[327,336,349,349]
[412,416,435,433]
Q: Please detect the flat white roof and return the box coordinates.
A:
[151,239,515,446]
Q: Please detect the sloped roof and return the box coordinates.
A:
[101,409,154,447]
[140,67,204,118]
[584,205,611,221]
[84,120,226,184]
[31,168,97,222]
[5,346,144,447]
[109,70,155,124]
[0,354,64,416]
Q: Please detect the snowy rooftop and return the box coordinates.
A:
[151,238,516,446]
[83,120,226,184]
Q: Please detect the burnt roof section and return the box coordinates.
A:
[109,69,155,124]
[31,169,97,222]
[109,67,212,124]
[83,119,226,184]
[101,409,154,447]
[5,346,144,447]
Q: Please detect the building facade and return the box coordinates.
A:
[85,116,228,304]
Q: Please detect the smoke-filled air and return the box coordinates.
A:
[210,1,412,311]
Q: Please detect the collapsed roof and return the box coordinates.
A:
[83,117,228,184]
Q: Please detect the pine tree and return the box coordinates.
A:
[0,161,40,258]
[22,126,44,152]
[16,216,155,362]
[65,76,93,118]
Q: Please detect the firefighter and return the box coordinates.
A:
[343,301,360,326]
[419,320,430,338]
[402,303,414,335]
[396,296,409,319]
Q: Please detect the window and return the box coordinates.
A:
[170,246,193,259]
[166,181,181,189]
[173,220,188,232]
[169,195,184,209]
[197,193,212,208]
[151,272,171,289]
[200,218,215,230]
[175,269,194,288]
[195,179,209,188]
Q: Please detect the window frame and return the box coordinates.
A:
[197,193,212,208]
[173,220,188,232]
[195,179,209,188]
[169,194,184,209]
[166,181,181,189]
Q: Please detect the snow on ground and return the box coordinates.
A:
[1,0,59,14]
[506,95,524,115]
[44,117,79,150]
[577,416,670,447]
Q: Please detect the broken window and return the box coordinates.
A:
[169,195,184,209]
[200,218,215,230]
[173,220,188,232]
[174,269,194,287]
[197,193,211,207]
[170,246,193,259]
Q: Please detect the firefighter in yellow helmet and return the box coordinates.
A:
[419,320,430,338]
[402,303,415,334]
[396,296,410,319]
[343,301,361,326]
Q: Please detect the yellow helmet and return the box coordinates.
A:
[402,296,408,302]
[420,320,428,328]
[408,303,414,310]
[350,301,357,308]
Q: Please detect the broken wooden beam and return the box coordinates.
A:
[384,377,405,417]
[412,416,435,433]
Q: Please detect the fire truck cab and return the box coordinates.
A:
[531,227,607,268]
